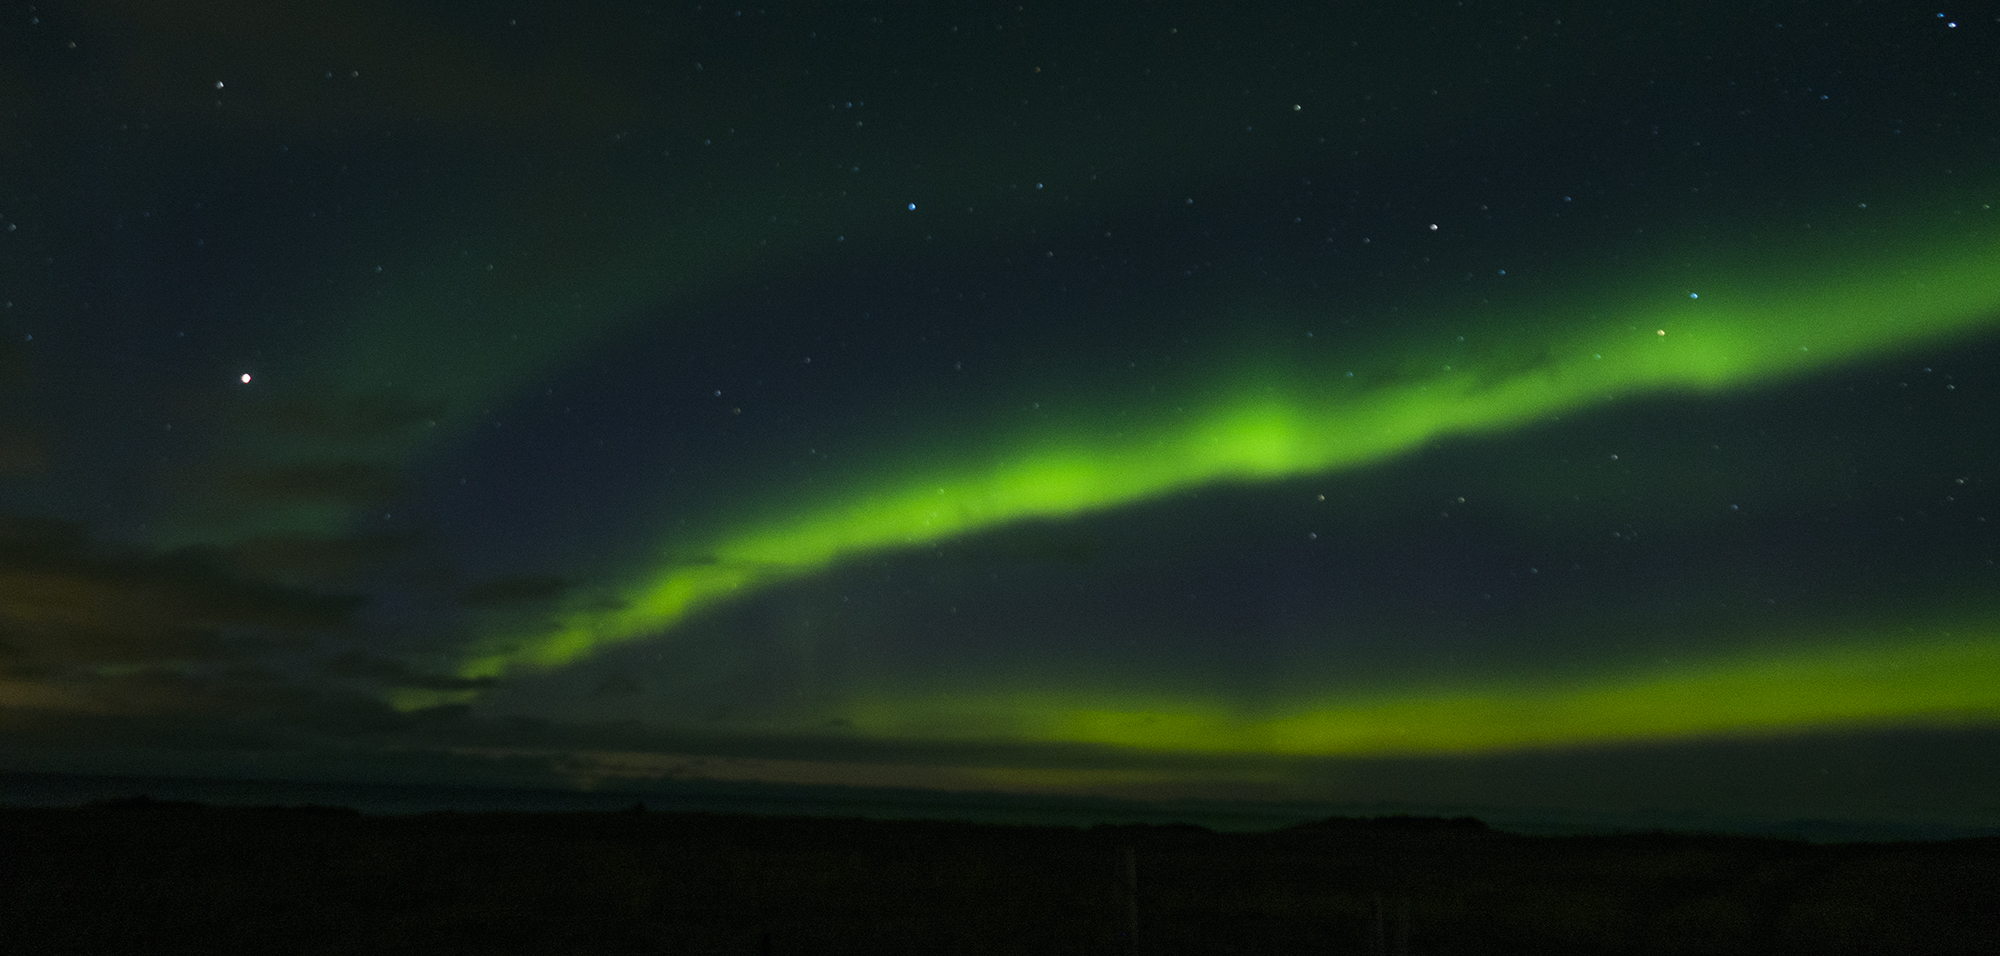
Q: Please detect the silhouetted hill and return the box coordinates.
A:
[1283,813,1493,834]
[82,794,361,817]
[3,804,1997,954]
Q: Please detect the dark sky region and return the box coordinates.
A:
[3,1,1999,831]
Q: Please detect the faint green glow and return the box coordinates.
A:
[442,226,2000,690]
[847,630,2000,756]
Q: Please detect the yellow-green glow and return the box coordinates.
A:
[445,228,2000,689]
[847,630,2000,756]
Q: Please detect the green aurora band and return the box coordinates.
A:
[848,630,2000,757]
[421,219,2000,755]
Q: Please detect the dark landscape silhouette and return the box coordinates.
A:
[4,796,1996,954]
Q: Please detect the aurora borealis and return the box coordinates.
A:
[4,1,2000,831]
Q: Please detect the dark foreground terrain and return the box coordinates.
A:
[2,800,1995,955]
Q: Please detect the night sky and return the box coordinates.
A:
[4,1,2000,830]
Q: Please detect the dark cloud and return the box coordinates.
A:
[0,666,409,746]
[223,532,413,587]
[207,459,402,507]
[0,427,45,474]
[322,651,494,693]
[458,575,571,607]
[0,340,42,473]
[0,514,361,679]
[154,394,432,543]
[590,674,643,698]
[251,391,450,446]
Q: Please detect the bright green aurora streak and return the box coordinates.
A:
[426,223,2000,755]
[849,629,2000,758]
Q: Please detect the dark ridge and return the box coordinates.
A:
[1282,814,1492,834]
[84,794,209,811]
[5,804,1997,954]
[79,795,359,816]
[247,803,363,817]
[1088,821,1214,835]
